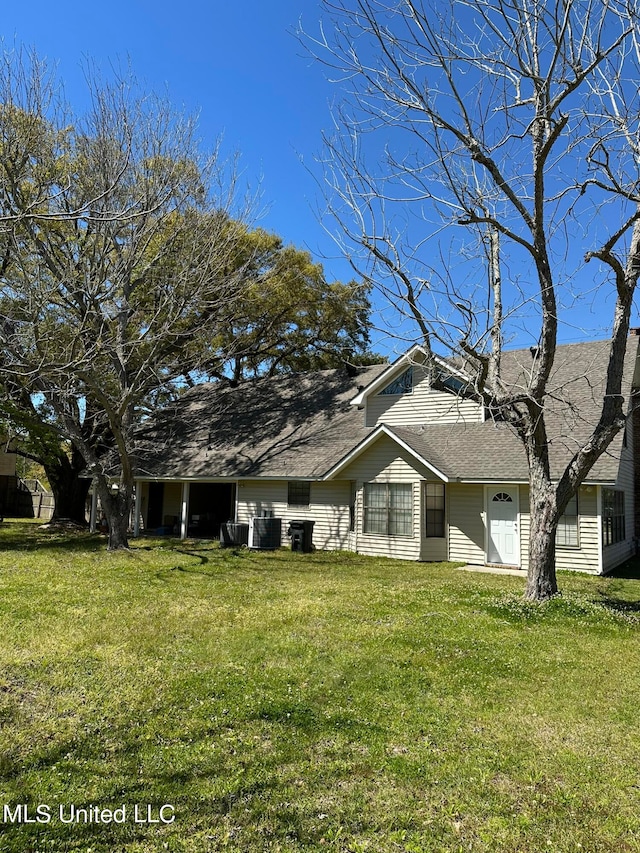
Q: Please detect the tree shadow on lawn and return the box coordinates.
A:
[0,521,103,553]
[0,524,221,560]
[0,694,381,852]
[594,597,640,618]
[155,545,335,579]
[0,728,218,849]
[606,556,640,580]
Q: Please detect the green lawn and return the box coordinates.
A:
[1,521,640,852]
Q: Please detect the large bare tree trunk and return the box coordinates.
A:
[306,0,640,601]
[525,475,559,601]
[107,510,130,551]
[45,447,91,525]
[96,480,133,550]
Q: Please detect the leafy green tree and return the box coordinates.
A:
[0,52,378,545]
[202,227,379,382]
[0,383,110,524]
[0,55,251,548]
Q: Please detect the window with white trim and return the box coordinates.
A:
[425,483,445,538]
[602,489,625,546]
[556,493,578,548]
[433,367,469,395]
[363,483,413,537]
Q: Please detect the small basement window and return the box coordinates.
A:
[288,481,311,507]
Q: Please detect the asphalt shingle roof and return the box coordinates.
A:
[380,339,638,483]
[133,364,386,480]
[134,338,639,484]
[386,422,527,481]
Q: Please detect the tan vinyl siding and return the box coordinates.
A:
[420,537,447,561]
[288,481,353,552]
[236,480,288,521]
[336,434,424,560]
[518,485,529,571]
[447,484,485,564]
[366,364,483,428]
[308,481,353,551]
[557,487,600,573]
[237,480,352,551]
[336,434,435,483]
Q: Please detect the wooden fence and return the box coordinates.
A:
[20,479,55,521]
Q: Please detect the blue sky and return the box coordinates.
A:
[0,0,330,253]
[1,0,632,358]
[1,1,389,336]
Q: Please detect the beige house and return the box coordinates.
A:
[132,337,640,575]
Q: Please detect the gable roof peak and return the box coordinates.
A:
[349,343,469,405]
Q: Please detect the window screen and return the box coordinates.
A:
[363,483,412,536]
[288,481,310,507]
[425,483,445,538]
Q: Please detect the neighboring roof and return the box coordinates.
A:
[133,338,639,485]
[132,364,386,480]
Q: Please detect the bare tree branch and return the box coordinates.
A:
[302,0,640,600]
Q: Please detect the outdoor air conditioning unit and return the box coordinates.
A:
[248,516,282,550]
[219,522,249,547]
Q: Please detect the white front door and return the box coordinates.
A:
[487,487,519,565]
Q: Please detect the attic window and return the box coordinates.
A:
[433,367,468,395]
[379,367,413,396]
